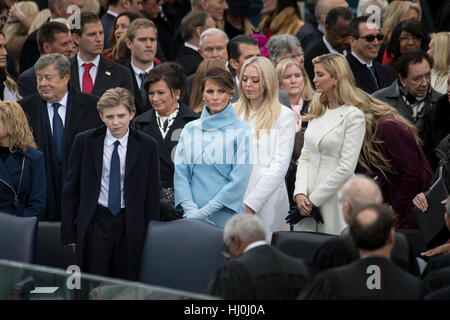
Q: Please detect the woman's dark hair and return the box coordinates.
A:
[108,11,142,48]
[200,66,234,96]
[387,19,429,58]
[144,62,187,100]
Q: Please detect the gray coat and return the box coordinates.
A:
[373,80,443,137]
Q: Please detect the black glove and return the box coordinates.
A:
[285,203,302,225]
[285,203,324,225]
[160,198,183,221]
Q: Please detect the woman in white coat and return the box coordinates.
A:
[293,53,366,235]
[234,56,296,240]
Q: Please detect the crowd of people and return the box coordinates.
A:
[0,0,450,300]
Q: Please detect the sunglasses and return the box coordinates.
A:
[359,34,383,42]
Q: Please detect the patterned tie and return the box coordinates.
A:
[108,140,121,215]
[52,103,64,158]
[82,63,94,94]
[139,72,148,105]
[367,65,379,89]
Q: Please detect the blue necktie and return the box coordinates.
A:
[52,103,64,158]
[108,140,121,215]
[139,72,149,106]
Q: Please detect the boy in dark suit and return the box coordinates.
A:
[61,87,160,281]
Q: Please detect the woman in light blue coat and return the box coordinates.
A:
[174,67,253,227]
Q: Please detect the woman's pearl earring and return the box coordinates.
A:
[176,95,180,101]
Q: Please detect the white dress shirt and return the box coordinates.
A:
[243,240,267,254]
[184,42,199,52]
[131,61,154,89]
[351,51,373,67]
[98,128,129,209]
[46,92,68,133]
[77,54,101,89]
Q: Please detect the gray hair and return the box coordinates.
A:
[49,0,68,12]
[35,53,71,78]
[223,214,266,249]
[267,34,302,64]
[357,0,388,18]
[199,28,229,49]
[339,174,383,214]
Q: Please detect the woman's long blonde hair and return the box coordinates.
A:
[430,32,450,77]
[190,58,228,113]
[0,101,37,151]
[275,58,315,102]
[234,56,282,139]
[305,53,418,179]
[382,0,421,44]
[0,32,22,100]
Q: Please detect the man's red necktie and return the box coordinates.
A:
[82,63,94,94]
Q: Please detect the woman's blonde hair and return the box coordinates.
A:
[0,101,37,151]
[305,53,418,180]
[430,32,450,77]
[3,1,39,69]
[0,32,22,99]
[234,56,282,139]
[190,58,227,113]
[382,0,421,43]
[275,58,315,102]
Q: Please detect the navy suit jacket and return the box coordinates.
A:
[346,53,390,94]
[70,55,134,98]
[175,45,203,76]
[101,12,116,49]
[19,87,102,220]
[17,66,37,98]
[61,125,161,280]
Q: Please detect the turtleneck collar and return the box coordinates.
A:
[196,103,240,131]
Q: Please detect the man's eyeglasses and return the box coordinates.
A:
[359,34,383,42]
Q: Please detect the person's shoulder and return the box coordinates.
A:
[24,147,44,160]
[343,104,365,119]
[131,127,158,146]
[73,90,99,104]
[18,93,41,107]
[179,103,200,120]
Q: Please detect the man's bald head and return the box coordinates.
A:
[339,175,382,223]
[315,0,349,26]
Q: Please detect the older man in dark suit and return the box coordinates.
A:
[304,6,352,83]
[174,10,215,76]
[70,11,134,98]
[17,21,74,98]
[18,53,102,221]
[346,16,390,94]
[299,203,425,300]
[208,213,311,299]
[61,87,160,281]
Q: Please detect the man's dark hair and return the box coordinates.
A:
[107,0,120,6]
[326,6,353,29]
[180,10,211,42]
[397,49,433,79]
[71,11,100,36]
[37,22,70,54]
[349,204,393,251]
[349,16,373,38]
[387,19,429,59]
[227,35,258,61]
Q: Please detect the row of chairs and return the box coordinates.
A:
[0,212,429,296]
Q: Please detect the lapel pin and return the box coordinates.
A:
[105,71,111,76]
